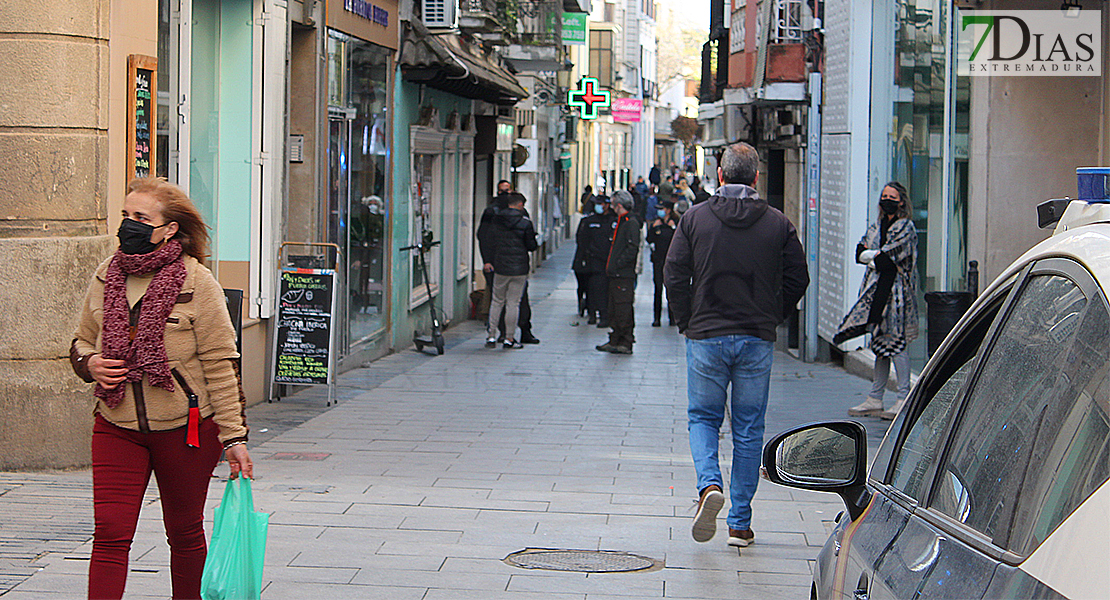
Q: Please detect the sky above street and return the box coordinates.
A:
[657,0,710,29]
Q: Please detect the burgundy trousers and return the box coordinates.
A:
[89,414,222,600]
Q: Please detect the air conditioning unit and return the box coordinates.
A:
[422,0,458,28]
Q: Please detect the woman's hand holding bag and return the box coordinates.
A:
[200,477,269,600]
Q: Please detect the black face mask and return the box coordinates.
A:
[879,198,901,215]
[117,218,168,255]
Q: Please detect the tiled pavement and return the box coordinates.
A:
[1,242,890,599]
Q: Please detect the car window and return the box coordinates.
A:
[880,291,1006,500]
[889,356,975,500]
[931,273,1110,556]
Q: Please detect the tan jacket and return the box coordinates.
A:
[72,255,247,445]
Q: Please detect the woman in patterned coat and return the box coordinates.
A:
[833,181,919,420]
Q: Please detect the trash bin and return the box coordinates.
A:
[923,291,973,357]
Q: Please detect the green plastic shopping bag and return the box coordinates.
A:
[200,477,269,600]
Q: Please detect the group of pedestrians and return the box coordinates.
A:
[57,139,919,600]
[478,180,541,349]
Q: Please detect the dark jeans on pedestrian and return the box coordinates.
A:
[484,270,532,338]
[652,261,673,324]
[587,272,608,320]
[89,414,222,600]
[607,276,636,348]
[575,271,589,315]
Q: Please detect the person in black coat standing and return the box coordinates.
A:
[485,193,538,349]
[596,190,641,355]
[646,199,678,327]
[573,196,615,325]
[477,181,539,343]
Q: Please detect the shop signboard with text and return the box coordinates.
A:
[612,98,642,123]
[327,0,399,49]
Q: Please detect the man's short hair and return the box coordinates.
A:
[612,190,635,210]
[719,142,759,185]
[506,192,526,207]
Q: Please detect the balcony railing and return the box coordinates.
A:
[513,0,561,45]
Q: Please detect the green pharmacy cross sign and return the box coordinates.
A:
[568,77,610,120]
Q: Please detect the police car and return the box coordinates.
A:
[762,188,1110,599]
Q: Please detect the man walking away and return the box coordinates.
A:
[664,142,809,548]
[596,190,641,355]
[486,193,538,349]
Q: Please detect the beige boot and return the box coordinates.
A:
[880,397,907,420]
[848,396,884,417]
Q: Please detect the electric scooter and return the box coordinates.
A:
[400,231,445,355]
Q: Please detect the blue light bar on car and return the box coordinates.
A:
[1077,167,1110,203]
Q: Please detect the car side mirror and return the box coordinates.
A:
[763,421,872,521]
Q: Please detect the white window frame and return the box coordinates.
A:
[410,128,444,309]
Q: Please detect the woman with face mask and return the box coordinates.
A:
[646,199,679,327]
[834,181,919,420]
[70,178,252,599]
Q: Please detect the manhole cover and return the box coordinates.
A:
[504,549,662,573]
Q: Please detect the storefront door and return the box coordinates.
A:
[327,106,355,352]
[328,105,388,354]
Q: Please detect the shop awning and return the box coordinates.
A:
[399,20,528,106]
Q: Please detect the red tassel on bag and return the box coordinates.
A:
[187,403,200,448]
[171,369,202,448]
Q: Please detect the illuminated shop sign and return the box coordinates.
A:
[345,0,389,27]
[567,77,610,120]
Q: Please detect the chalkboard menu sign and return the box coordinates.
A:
[274,270,336,385]
[127,55,157,182]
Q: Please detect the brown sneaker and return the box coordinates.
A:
[691,485,725,542]
[727,528,755,548]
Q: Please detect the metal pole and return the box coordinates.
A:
[803,72,822,362]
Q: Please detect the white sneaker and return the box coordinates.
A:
[485,337,497,348]
[848,396,884,417]
[880,397,907,420]
[691,485,725,543]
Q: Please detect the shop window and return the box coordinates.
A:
[411,153,441,307]
[326,32,391,348]
[457,153,473,280]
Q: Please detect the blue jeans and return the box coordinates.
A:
[686,334,774,531]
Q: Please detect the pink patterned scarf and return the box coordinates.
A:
[95,240,187,408]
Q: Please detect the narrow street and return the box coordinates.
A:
[2,244,890,599]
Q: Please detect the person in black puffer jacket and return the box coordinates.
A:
[574,196,615,325]
[485,193,538,349]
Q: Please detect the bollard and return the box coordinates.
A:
[968,260,979,298]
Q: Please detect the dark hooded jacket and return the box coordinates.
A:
[476,193,511,265]
[663,184,808,341]
[605,212,641,279]
[490,205,538,276]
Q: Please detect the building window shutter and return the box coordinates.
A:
[422,0,457,28]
